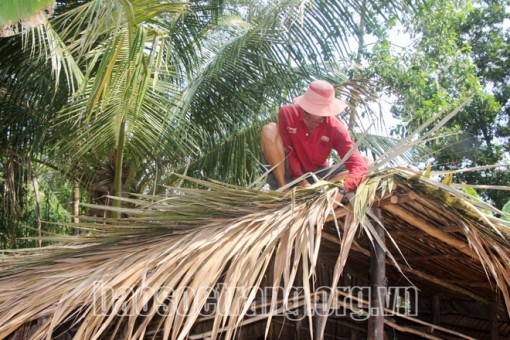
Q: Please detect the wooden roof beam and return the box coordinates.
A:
[404,254,467,262]
[381,204,476,260]
[444,280,492,288]
[388,229,427,236]
[321,233,491,306]
[375,191,418,207]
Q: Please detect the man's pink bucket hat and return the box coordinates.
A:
[293,80,347,117]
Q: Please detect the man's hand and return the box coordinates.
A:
[297,180,311,188]
[335,191,344,204]
[333,187,348,209]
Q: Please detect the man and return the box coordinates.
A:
[261,80,369,202]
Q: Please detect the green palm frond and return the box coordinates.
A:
[372,95,474,172]
[54,25,197,169]
[23,23,84,91]
[1,21,85,93]
[181,0,409,135]
[0,34,73,156]
[354,133,431,166]
[52,0,187,60]
[170,117,273,187]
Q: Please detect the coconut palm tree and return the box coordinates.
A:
[1,0,413,206]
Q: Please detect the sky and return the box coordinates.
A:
[357,28,413,136]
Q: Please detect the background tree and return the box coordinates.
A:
[365,0,510,208]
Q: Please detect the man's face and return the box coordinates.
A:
[303,111,325,129]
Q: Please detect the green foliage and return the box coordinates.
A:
[365,0,510,208]
[459,167,510,209]
[502,199,510,221]
[0,160,73,249]
[462,186,491,215]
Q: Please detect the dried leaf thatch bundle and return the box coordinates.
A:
[1,169,509,339]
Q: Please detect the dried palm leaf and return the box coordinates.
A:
[1,168,510,339]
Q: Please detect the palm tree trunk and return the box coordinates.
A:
[113,119,126,218]
[354,0,366,67]
[5,157,17,248]
[29,161,42,247]
[348,0,367,130]
[72,177,80,228]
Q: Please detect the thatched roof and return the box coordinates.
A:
[1,168,509,339]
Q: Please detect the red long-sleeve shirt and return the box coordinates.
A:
[278,104,367,192]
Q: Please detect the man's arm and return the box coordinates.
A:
[277,108,308,186]
[331,121,367,193]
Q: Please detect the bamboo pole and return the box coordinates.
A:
[430,295,440,333]
[334,289,474,339]
[381,204,476,259]
[321,233,490,305]
[368,208,386,340]
[490,300,499,340]
[189,290,475,340]
[384,320,442,340]
[389,191,418,205]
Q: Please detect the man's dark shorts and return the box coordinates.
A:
[262,153,347,190]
